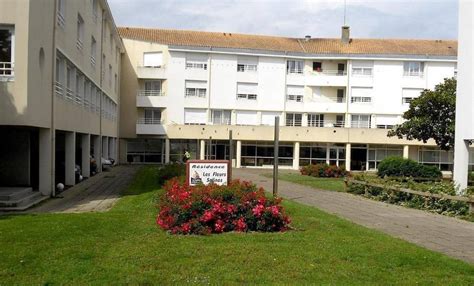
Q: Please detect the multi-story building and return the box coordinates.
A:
[118,26,470,172]
[0,0,122,208]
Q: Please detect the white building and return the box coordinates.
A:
[118,26,467,172]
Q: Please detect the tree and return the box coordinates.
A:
[388,78,456,151]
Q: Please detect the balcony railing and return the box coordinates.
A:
[138,90,165,97]
[212,118,231,125]
[54,82,64,98]
[0,62,14,76]
[285,119,303,127]
[351,121,371,128]
[308,120,345,128]
[403,71,424,77]
[137,118,162,125]
[310,70,347,76]
[65,88,74,101]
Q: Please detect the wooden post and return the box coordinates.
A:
[229,130,234,166]
[273,116,280,197]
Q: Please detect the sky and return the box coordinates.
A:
[108,0,458,40]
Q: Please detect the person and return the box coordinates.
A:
[183,150,191,162]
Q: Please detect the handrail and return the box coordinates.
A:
[310,70,347,76]
[137,118,162,124]
[137,90,165,97]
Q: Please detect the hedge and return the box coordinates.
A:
[377,156,442,179]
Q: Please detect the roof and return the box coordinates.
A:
[118,27,457,57]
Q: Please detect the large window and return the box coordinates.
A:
[299,144,327,166]
[90,36,97,67]
[402,88,423,105]
[186,54,208,70]
[237,82,258,100]
[287,60,304,74]
[211,110,231,125]
[352,61,373,76]
[127,139,165,163]
[351,87,372,103]
[185,80,207,97]
[308,114,324,127]
[404,61,424,77]
[418,148,453,171]
[368,145,403,170]
[57,0,66,27]
[0,25,14,76]
[351,114,371,128]
[76,14,84,50]
[170,140,198,163]
[236,110,258,126]
[143,52,163,67]
[143,108,162,124]
[237,56,258,72]
[241,141,294,167]
[184,108,207,125]
[141,80,163,96]
[286,85,304,102]
[285,113,302,127]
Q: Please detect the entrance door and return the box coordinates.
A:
[351,147,367,171]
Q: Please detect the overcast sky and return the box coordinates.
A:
[108,0,458,40]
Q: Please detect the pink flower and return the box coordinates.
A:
[270,205,280,217]
[252,204,265,217]
[200,210,214,222]
[234,217,247,232]
[214,220,225,233]
[182,223,191,234]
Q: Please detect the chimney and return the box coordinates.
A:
[341,26,350,44]
[304,35,311,41]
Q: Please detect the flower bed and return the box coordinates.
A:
[300,163,348,178]
[156,179,291,235]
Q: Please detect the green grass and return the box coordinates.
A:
[263,171,346,192]
[0,167,473,284]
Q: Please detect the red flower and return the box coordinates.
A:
[214,220,225,233]
[252,204,265,217]
[235,217,247,232]
[182,223,191,234]
[270,205,280,217]
[201,210,214,222]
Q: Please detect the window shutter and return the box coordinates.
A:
[185,80,207,89]
[143,52,163,67]
[237,83,257,94]
[261,112,281,126]
[287,85,304,95]
[184,109,207,124]
[236,111,258,125]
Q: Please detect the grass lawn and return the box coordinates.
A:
[0,167,473,284]
[263,171,346,192]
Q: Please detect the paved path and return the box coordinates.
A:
[233,168,474,264]
[28,165,140,213]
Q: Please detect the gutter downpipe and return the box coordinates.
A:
[99,9,105,169]
[50,0,58,197]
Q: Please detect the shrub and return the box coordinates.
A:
[300,163,348,178]
[157,163,186,186]
[156,179,291,235]
[377,156,442,179]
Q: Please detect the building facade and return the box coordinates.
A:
[0,0,122,207]
[118,27,471,172]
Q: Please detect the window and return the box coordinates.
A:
[418,148,453,171]
[144,80,162,93]
[402,88,423,105]
[0,25,14,76]
[184,109,207,125]
[312,62,322,72]
[84,80,90,107]
[75,73,84,104]
[375,115,398,129]
[237,56,258,72]
[352,61,373,76]
[404,61,424,76]
[143,52,163,67]
[287,60,304,74]
[57,0,66,27]
[66,64,75,101]
[351,114,371,128]
[108,64,112,88]
[114,74,118,93]
[285,113,302,127]
[76,14,84,50]
[300,144,327,166]
[91,0,98,22]
[55,55,65,96]
[144,108,162,124]
[186,54,208,70]
[211,110,231,125]
[185,80,207,97]
[90,37,97,67]
[351,87,372,103]
[286,85,304,102]
[368,146,403,170]
[237,82,258,100]
[336,89,345,103]
[109,34,113,53]
[236,111,258,125]
[102,54,106,78]
[261,112,281,126]
[241,141,294,167]
[308,114,324,127]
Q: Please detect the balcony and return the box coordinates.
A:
[308,120,345,128]
[137,65,167,79]
[0,62,14,80]
[136,118,166,135]
[305,70,348,87]
[136,90,168,107]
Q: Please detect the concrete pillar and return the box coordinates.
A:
[165,138,170,163]
[102,136,109,160]
[65,131,76,186]
[293,142,300,170]
[454,139,470,190]
[345,114,351,128]
[93,135,101,173]
[302,113,308,127]
[200,140,206,160]
[81,134,91,178]
[345,143,351,171]
[236,140,242,168]
[39,128,53,196]
[403,145,409,159]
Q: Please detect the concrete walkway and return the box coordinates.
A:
[28,165,140,213]
[233,168,474,264]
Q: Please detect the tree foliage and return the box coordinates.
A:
[388,78,456,151]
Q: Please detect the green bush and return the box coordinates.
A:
[157,163,186,186]
[300,164,348,178]
[377,156,442,179]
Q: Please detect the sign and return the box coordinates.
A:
[186,160,230,186]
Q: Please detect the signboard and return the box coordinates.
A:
[186,160,231,186]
